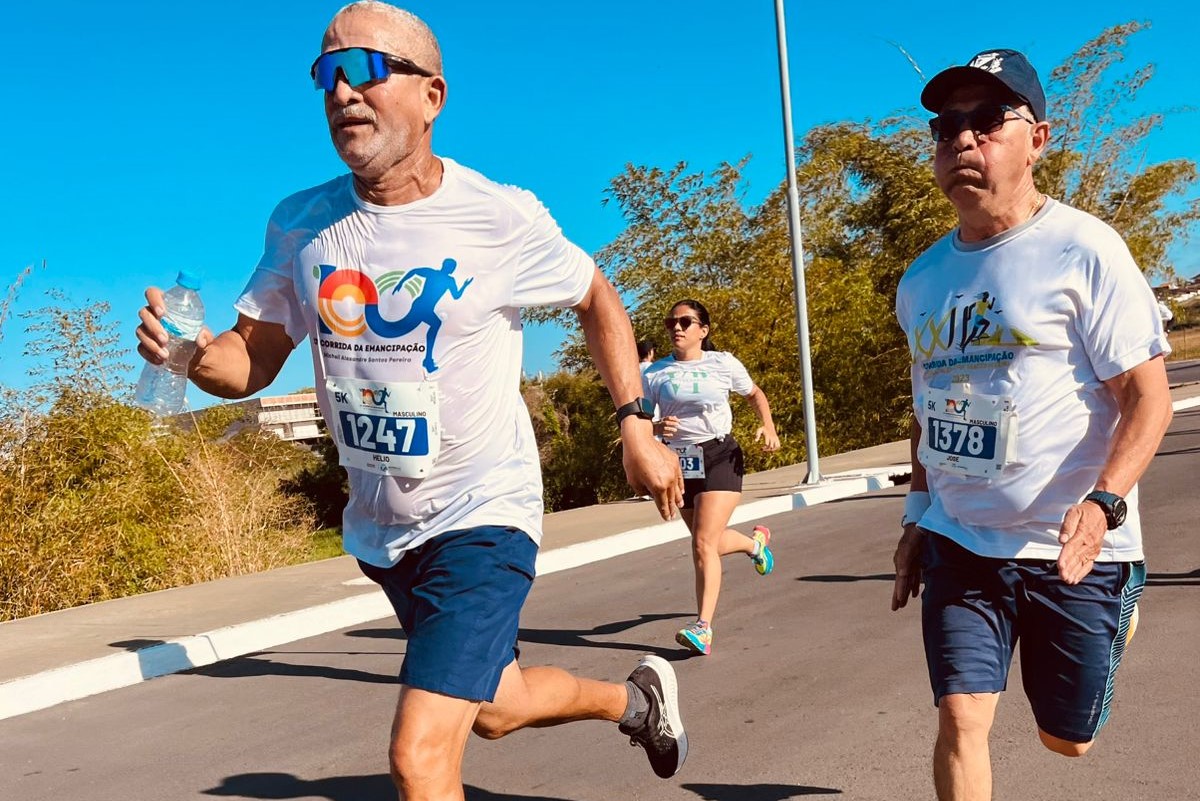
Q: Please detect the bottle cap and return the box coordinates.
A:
[176,270,202,291]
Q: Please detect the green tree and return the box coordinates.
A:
[532,22,1196,485]
[281,435,348,529]
[522,370,629,511]
[1036,22,1200,280]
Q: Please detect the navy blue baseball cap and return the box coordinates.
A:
[921,49,1047,121]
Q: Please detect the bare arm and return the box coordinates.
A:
[892,418,928,611]
[1057,355,1173,583]
[189,315,295,399]
[909,417,929,493]
[137,287,294,400]
[573,268,683,518]
[743,385,780,451]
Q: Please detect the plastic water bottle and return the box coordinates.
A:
[135,271,205,416]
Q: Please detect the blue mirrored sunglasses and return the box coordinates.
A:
[310,47,433,91]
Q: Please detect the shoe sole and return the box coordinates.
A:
[755,546,774,576]
[639,654,688,775]
[675,629,711,655]
[753,527,774,576]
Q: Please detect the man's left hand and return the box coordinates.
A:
[1056,501,1107,584]
[621,420,683,520]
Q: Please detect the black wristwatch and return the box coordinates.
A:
[1083,490,1128,530]
[615,397,655,426]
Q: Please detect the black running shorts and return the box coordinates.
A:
[681,436,745,509]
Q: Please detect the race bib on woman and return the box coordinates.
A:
[672,443,706,479]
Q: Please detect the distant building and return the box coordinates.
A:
[1156,278,1200,306]
[224,393,325,442]
[167,393,327,445]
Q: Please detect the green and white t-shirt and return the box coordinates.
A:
[642,351,754,445]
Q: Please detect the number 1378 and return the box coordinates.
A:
[928,418,991,458]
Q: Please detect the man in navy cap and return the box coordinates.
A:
[890,48,1173,799]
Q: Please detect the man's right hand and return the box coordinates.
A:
[136,287,213,365]
[891,523,924,611]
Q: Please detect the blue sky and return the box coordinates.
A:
[4,1,1197,404]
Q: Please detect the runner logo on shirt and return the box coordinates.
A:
[911,290,1037,363]
[315,258,473,373]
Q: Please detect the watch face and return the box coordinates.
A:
[617,398,654,423]
[1087,491,1127,529]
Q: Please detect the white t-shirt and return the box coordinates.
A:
[642,351,754,445]
[895,199,1169,561]
[235,158,595,566]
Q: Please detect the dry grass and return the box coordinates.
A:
[1167,327,1200,361]
[0,402,319,621]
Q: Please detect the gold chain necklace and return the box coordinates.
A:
[1030,193,1046,221]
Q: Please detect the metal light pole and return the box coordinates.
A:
[773,0,821,483]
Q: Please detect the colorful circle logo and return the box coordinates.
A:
[317,269,378,337]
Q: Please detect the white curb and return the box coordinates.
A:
[0,464,908,721]
[0,592,394,721]
[8,388,1197,721]
[535,465,905,576]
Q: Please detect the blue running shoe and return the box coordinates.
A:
[751,525,774,576]
[675,622,713,655]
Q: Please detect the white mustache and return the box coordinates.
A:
[332,106,376,125]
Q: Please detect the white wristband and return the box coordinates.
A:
[902,491,931,526]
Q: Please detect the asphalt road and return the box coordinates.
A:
[3,407,1198,800]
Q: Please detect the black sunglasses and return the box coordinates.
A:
[928,103,1034,143]
[664,316,702,331]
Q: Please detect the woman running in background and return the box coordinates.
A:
[643,299,781,655]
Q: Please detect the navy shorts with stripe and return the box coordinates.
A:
[357,525,537,703]
[920,531,1144,743]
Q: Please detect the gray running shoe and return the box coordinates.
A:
[618,654,688,778]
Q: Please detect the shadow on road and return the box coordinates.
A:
[1146,568,1200,587]
[344,627,407,639]
[188,654,398,684]
[517,612,693,660]
[681,782,843,799]
[203,772,573,800]
[1156,446,1200,456]
[343,613,692,659]
[797,574,893,583]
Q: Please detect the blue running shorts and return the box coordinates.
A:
[920,530,1144,743]
[357,525,538,703]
